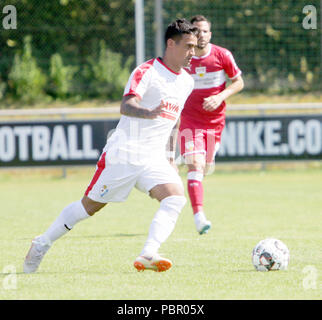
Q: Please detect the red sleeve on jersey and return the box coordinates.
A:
[123,59,154,99]
[221,49,241,79]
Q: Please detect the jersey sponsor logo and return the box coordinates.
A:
[159,101,180,121]
[192,69,226,89]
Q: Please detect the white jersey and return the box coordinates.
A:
[104,57,194,165]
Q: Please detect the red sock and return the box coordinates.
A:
[187,171,204,215]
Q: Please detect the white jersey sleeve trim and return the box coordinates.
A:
[229,70,242,80]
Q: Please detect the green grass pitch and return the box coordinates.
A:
[0,166,321,300]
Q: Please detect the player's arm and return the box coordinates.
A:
[217,75,244,101]
[203,75,244,111]
[120,95,165,119]
[166,118,180,170]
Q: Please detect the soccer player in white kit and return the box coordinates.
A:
[23,19,198,273]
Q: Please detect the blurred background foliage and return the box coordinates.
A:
[0,0,320,105]
[146,0,321,94]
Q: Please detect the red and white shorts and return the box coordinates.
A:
[84,152,183,203]
[179,117,223,164]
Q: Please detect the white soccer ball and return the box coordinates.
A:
[252,238,290,272]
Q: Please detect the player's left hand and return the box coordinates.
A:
[203,95,224,111]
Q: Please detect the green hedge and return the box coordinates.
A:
[4,36,133,104]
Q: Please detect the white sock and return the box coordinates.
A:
[187,171,204,182]
[42,200,90,243]
[194,211,207,223]
[140,195,186,256]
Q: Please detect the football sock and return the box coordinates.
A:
[42,200,90,243]
[187,171,204,215]
[194,211,207,224]
[140,195,186,256]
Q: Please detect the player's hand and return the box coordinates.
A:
[144,100,166,119]
[203,95,224,111]
[168,158,179,173]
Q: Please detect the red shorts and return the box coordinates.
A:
[179,117,223,163]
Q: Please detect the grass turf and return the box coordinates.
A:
[0,166,321,300]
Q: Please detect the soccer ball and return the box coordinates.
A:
[252,238,290,272]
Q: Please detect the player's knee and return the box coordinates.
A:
[187,160,205,173]
[160,195,187,214]
[81,196,106,216]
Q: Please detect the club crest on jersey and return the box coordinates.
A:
[195,66,206,78]
[185,141,195,152]
[100,185,109,197]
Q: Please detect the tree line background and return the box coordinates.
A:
[0,0,320,106]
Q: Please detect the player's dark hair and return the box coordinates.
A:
[190,15,211,28]
[164,18,199,45]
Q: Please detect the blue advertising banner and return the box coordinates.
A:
[0,119,119,167]
[0,114,321,167]
[217,114,322,161]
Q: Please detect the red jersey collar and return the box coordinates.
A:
[156,57,181,75]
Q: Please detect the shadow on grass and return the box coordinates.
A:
[19,233,145,241]
[6,270,139,275]
[234,269,257,273]
[66,233,145,239]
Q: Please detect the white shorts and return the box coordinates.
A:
[85,151,183,203]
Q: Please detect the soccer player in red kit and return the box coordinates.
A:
[179,15,244,234]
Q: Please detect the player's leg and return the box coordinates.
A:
[44,197,106,242]
[179,126,211,234]
[204,137,221,176]
[185,153,205,215]
[133,164,186,272]
[140,183,186,255]
[23,196,106,274]
[185,152,211,234]
[23,152,109,273]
